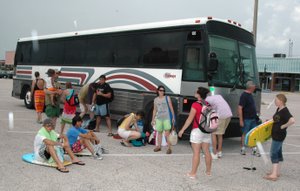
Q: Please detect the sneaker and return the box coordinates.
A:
[252,148,261,157]
[211,153,218,160]
[217,151,222,158]
[94,153,103,160]
[93,144,102,155]
[240,147,246,155]
[101,147,109,154]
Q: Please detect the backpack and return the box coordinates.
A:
[66,90,79,106]
[84,119,96,130]
[195,101,219,133]
[116,116,126,127]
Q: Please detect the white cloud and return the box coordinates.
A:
[265,1,288,12]
[291,6,300,22]
[283,27,291,37]
[257,35,287,49]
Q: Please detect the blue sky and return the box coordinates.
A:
[0,0,299,59]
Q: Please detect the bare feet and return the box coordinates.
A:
[267,172,280,177]
[263,175,278,181]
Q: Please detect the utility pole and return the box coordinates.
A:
[253,0,258,45]
[289,39,293,57]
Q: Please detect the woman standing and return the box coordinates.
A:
[31,71,45,124]
[60,82,77,135]
[264,94,295,181]
[178,87,212,179]
[151,85,175,154]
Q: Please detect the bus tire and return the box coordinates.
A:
[24,87,34,109]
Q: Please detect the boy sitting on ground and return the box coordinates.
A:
[66,115,103,160]
[34,118,85,173]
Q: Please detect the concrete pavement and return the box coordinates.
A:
[0,79,300,191]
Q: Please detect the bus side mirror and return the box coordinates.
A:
[208,52,218,73]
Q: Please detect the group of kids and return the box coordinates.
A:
[32,70,153,173]
[31,71,295,181]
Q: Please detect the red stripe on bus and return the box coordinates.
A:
[60,72,87,85]
[107,74,156,91]
[16,71,32,74]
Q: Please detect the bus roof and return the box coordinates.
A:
[19,17,244,42]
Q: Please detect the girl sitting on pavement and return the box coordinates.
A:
[118,111,145,147]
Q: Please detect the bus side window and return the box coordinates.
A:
[182,47,205,81]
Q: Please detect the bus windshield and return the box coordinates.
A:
[208,35,258,87]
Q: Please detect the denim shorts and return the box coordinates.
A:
[241,119,256,134]
[270,140,284,163]
[94,104,110,117]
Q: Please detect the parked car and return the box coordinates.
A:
[0,70,13,79]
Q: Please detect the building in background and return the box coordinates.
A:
[5,51,15,70]
[257,54,300,92]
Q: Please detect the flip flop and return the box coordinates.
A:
[72,161,85,165]
[56,167,69,173]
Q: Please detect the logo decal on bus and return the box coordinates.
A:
[164,73,176,79]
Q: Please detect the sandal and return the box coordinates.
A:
[204,171,212,176]
[72,161,85,165]
[153,147,161,152]
[166,148,172,154]
[56,167,69,173]
[107,133,114,136]
[185,173,196,179]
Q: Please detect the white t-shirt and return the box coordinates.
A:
[45,77,53,89]
[33,134,46,162]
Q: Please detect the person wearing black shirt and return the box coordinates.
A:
[238,81,259,156]
[264,94,295,181]
[92,75,113,136]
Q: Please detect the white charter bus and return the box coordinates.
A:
[12,17,261,137]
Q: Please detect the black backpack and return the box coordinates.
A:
[116,116,126,127]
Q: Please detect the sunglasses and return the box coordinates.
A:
[45,124,54,128]
[158,89,165,92]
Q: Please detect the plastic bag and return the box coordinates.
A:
[169,130,178,146]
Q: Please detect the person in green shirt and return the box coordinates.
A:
[34,118,85,173]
